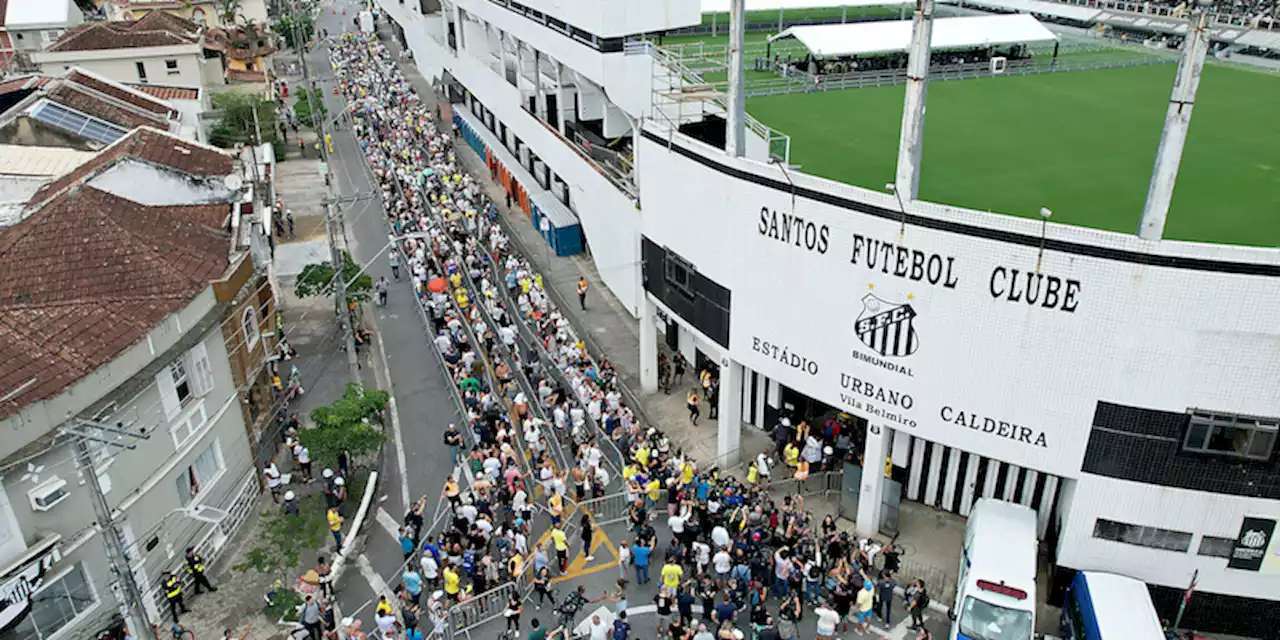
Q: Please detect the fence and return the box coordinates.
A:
[574,491,633,526]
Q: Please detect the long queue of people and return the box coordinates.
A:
[331,30,934,640]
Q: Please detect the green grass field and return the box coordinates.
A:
[746,63,1280,246]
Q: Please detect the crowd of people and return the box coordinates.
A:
[328,24,934,640]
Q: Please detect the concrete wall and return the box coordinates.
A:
[0,300,258,632]
[1058,473,1280,597]
[637,130,1280,479]
[33,46,210,89]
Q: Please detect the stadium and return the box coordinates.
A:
[654,1,1280,246]
[378,0,1280,634]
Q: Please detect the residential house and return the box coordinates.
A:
[0,69,187,149]
[30,11,224,89]
[102,0,269,29]
[0,127,278,640]
[0,0,86,75]
[205,22,277,83]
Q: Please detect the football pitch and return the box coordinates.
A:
[745,63,1280,246]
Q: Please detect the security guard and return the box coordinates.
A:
[163,571,187,622]
[185,547,217,594]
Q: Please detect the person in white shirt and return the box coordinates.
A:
[374,610,398,637]
[668,511,686,536]
[420,553,439,585]
[293,444,312,481]
[586,614,609,640]
[262,461,282,502]
[692,540,711,574]
[711,525,731,549]
[713,548,733,582]
[617,542,631,580]
[756,451,772,483]
[815,602,841,640]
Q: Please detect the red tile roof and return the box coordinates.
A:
[0,0,9,29]
[0,75,50,97]
[45,82,170,130]
[0,187,231,419]
[30,127,234,208]
[66,70,177,118]
[46,12,202,52]
[127,83,199,101]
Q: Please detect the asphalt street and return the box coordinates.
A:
[302,0,464,622]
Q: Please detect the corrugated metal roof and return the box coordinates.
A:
[0,145,94,177]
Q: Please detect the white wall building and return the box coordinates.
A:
[31,12,223,90]
[378,0,1280,636]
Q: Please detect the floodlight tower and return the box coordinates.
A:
[894,0,936,201]
[1139,8,1211,240]
[725,0,747,158]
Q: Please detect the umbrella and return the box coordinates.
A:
[427,277,448,294]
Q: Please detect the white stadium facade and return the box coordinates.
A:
[374,0,1280,634]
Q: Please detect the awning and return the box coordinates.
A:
[768,13,1058,57]
[701,0,913,13]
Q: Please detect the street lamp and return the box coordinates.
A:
[1036,206,1052,273]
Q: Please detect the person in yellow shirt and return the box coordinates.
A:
[550,526,570,573]
[746,459,759,486]
[680,460,695,485]
[634,445,650,468]
[443,476,461,510]
[660,559,683,592]
[645,477,661,509]
[327,507,344,550]
[784,441,801,469]
[549,492,564,526]
[376,595,394,616]
[443,563,460,600]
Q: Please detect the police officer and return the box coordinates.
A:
[163,571,187,621]
[185,547,217,594]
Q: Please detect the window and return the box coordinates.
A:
[157,344,215,421]
[1197,535,1236,558]
[135,61,147,82]
[170,358,192,405]
[2,563,98,640]
[168,403,208,449]
[1092,518,1192,552]
[242,305,261,350]
[175,440,224,506]
[164,59,180,75]
[664,255,694,297]
[1183,410,1277,461]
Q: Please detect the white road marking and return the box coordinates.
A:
[373,327,411,508]
[375,507,402,542]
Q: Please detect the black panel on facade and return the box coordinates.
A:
[677,115,727,152]
[1148,582,1279,639]
[1083,401,1280,500]
[641,237,730,349]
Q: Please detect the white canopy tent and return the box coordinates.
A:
[768,13,1057,57]
[951,0,1101,22]
[700,0,913,13]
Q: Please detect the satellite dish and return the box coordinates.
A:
[224,174,244,191]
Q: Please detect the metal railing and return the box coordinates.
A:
[574,490,633,526]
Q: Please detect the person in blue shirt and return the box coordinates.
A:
[399,527,415,560]
[631,541,652,584]
[714,594,737,625]
[402,567,424,604]
[611,611,631,640]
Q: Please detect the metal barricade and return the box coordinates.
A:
[574,491,632,526]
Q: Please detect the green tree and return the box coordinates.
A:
[217,0,244,25]
[275,11,315,49]
[300,383,388,467]
[293,87,327,127]
[294,250,372,306]
[208,92,280,150]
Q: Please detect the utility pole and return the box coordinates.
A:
[293,0,361,382]
[725,0,747,158]
[895,0,936,202]
[63,422,154,640]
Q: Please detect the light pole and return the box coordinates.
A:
[1036,207,1052,273]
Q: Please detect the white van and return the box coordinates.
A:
[950,498,1038,640]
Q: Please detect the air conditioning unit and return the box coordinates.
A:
[28,477,69,512]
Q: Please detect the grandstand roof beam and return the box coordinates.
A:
[1140,10,1210,241]
[895,0,935,201]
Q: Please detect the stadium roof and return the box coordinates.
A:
[947,0,1101,22]
[701,0,911,13]
[769,14,1057,57]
